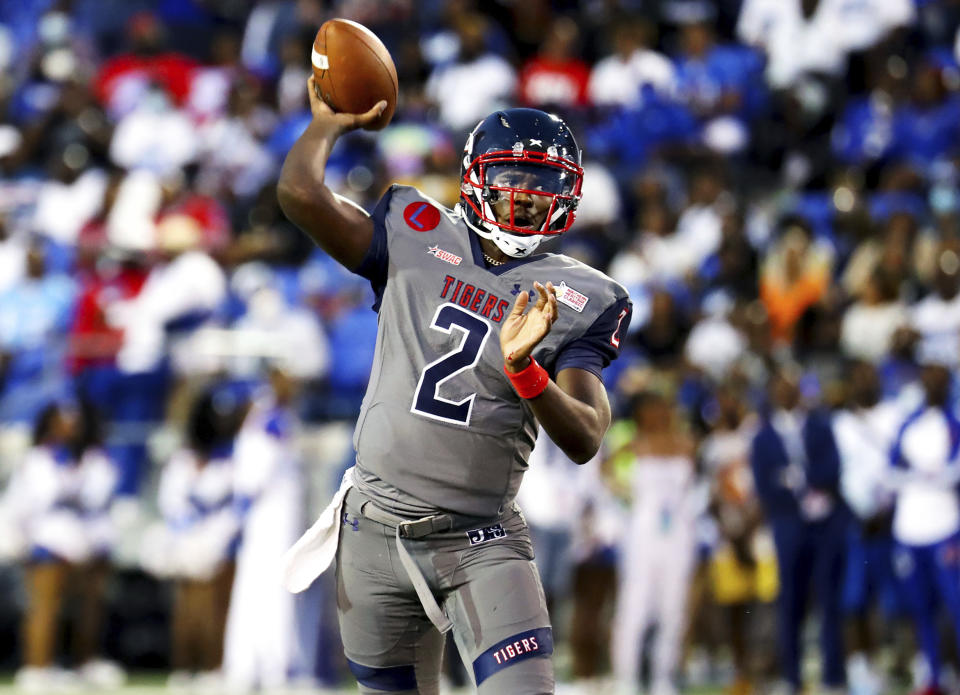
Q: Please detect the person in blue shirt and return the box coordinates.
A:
[0,241,76,424]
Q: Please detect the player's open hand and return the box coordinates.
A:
[501,281,558,373]
[307,76,387,133]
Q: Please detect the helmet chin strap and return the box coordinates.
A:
[489,228,543,258]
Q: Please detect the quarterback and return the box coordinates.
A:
[277,77,631,694]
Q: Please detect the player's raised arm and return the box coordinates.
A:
[501,282,614,464]
[276,76,387,271]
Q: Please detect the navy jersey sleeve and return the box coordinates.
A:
[352,186,394,309]
[554,296,632,378]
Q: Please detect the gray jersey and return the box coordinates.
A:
[352,185,631,516]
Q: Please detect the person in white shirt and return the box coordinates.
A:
[517,428,582,619]
[737,0,914,90]
[607,391,698,695]
[587,20,675,109]
[8,401,122,692]
[832,361,903,695]
[425,13,516,133]
[889,345,960,695]
[908,247,960,370]
[840,268,907,364]
[142,388,242,689]
[223,366,307,692]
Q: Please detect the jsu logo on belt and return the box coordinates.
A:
[466,523,507,545]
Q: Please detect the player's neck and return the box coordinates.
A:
[478,237,510,267]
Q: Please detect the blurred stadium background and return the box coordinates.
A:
[0,0,958,693]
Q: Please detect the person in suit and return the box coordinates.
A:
[750,365,847,695]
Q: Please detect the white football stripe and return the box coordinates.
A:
[311,48,329,70]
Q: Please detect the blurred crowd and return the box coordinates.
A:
[3,0,960,693]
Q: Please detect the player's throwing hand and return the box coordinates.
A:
[306,75,386,134]
[501,281,559,373]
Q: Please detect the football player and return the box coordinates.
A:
[276,79,631,694]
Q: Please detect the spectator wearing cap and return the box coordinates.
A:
[888,343,960,695]
[750,365,848,694]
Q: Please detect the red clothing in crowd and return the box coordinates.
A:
[94,52,200,110]
[518,56,591,108]
[68,265,149,373]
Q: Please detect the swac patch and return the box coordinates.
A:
[473,627,553,685]
[556,281,589,312]
[466,523,507,545]
[427,245,462,265]
[403,202,441,232]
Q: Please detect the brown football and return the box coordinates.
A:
[312,18,398,131]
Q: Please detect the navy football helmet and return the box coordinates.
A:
[459,108,583,258]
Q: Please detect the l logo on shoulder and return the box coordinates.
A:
[555,281,589,312]
[404,202,441,231]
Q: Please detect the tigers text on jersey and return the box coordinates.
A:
[351,185,631,517]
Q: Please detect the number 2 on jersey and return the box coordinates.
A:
[411,304,491,426]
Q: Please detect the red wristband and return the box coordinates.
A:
[504,357,550,399]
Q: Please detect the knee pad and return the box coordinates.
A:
[348,659,418,692]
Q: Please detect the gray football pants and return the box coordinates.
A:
[336,487,554,694]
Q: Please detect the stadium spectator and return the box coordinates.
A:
[908,245,960,370]
[223,365,306,692]
[517,428,582,619]
[587,19,674,109]
[104,212,227,493]
[701,383,775,695]
[608,391,698,695]
[143,387,242,691]
[517,16,590,110]
[671,18,752,154]
[751,365,848,694]
[759,217,832,345]
[566,456,624,686]
[7,400,122,692]
[832,361,902,695]
[840,267,907,363]
[0,241,76,423]
[889,345,960,695]
[425,12,516,133]
[93,12,199,120]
